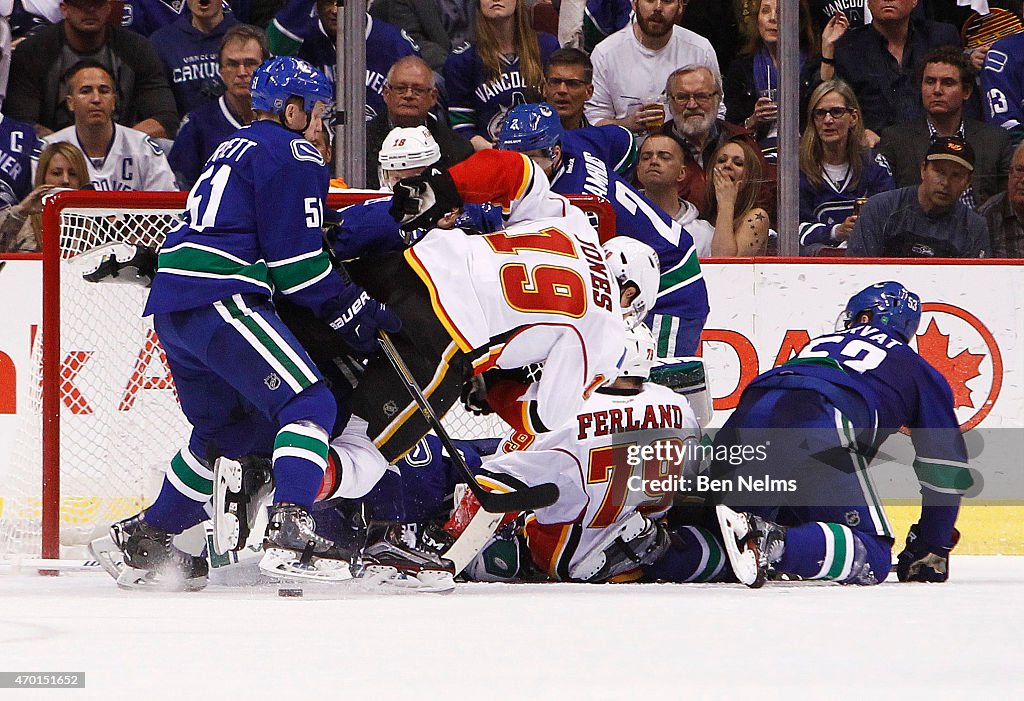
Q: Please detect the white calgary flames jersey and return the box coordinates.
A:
[483,382,700,580]
[405,151,627,433]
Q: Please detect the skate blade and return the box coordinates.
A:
[355,564,456,594]
[259,548,353,582]
[212,457,243,554]
[89,535,124,581]
[115,565,207,592]
[715,505,762,588]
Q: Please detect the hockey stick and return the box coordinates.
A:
[377,331,559,513]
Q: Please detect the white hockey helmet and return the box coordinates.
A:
[602,236,660,330]
[378,126,441,191]
[620,322,657,379]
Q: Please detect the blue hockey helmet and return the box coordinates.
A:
[840,281,922,342]
[250,57,333,115]
[497,103,564,153]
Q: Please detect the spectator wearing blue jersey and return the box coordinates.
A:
[980,30,1024,145]
[848,136,989,257]
[715,281,972,587]
[120,0,254,37]
[169,23,268,188]
[799,80,895,255]
[5,0,178,138]
[0,113,43,209]
[150,0,240,116]
[443,0,557,150]
[370,0,453,71]
[269,2,419,122]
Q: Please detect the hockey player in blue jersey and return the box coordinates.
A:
[97,57,400,589]
[715,281,972,587]
[497,102,709,356]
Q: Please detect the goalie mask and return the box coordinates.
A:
[379,126,441,192]
[838,280,921,342]
[620,323,657,380]
[602,237,660,330]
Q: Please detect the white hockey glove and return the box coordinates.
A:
[79,243,158,288]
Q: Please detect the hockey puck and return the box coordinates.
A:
[278,588,304,598]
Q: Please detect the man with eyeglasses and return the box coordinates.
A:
[585,0,720,136]
[661,64,774,220]
[365,55,473,189]
[170,24,269,189]
[979,142,1024,257]
[879,46,1013,212]
[6,0,178,139]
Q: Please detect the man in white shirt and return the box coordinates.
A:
[585,0,720,136]
[42,59,176,191]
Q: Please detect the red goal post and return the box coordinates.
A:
[7,190,615,560]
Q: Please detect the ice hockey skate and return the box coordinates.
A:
[89,513,209,591]
[357,521,457,593]
[260,504,354,582]
[569,512,670,583]
[213,455,274,554]
[716,505,787,588]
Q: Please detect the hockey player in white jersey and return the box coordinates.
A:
[42,60,176,192]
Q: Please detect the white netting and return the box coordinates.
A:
[0,200,511,558]
[1,207,191,557]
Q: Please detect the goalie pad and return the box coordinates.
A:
[79,243,158,287]
[649,357,712,429]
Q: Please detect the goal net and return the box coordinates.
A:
[0,191,615,560]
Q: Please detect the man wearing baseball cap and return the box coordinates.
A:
[847,136,990,258]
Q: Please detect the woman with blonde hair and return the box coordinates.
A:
[443,0,558,150]
[708,136,770,256]
[0,142,89,252]
[798,79,895,255]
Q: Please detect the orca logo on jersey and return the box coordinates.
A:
[264,373,281,390]
[292,140,325,166]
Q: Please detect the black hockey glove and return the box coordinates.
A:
[461,375,493,416]
[896,523,960,583]
[388,166,463,232]
[326,287,401,355]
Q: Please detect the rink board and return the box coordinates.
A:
[1,256,1022,553]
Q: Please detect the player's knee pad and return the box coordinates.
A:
[277,382,337,433]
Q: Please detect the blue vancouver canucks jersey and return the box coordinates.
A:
[145,120,346,317]
[750,323,971,543]
[798,153,894,250]
[0,115,43,208]
[981,32,1024,133]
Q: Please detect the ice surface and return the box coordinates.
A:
[1,557,1021,699]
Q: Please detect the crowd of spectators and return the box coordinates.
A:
[1,0,1023,257]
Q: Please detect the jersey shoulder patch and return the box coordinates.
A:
[291,139,325,165]
[452,42,471,55]
[144,136,165,156]
[399,28,420,52]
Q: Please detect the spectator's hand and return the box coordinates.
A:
[821,11,849,52]
[712,165,739,208]
[969,43,991,71]
[862,129,880,149]
[15,184,59,218]
[835,215,857,242]
[747,96,778,127]
[623,104,665,135]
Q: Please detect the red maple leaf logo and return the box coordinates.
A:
[915,319,984,409]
